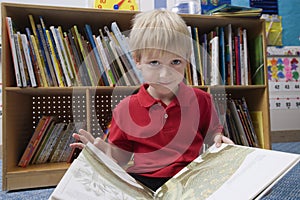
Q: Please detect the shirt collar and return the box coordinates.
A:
[137,82,193,108]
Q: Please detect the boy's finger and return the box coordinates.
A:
[78,129,95,143]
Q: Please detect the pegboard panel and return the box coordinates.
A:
[31,94,87,129]
[90,92,132,138]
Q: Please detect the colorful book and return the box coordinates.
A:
[25,27,44,87]
[205,4,262,17]
[49,26,72,87]
[84,24,109,86]
[209,36,220,85]
[6,17,23,87]
[225,24,234,85]
[18,116,55,167]
[45,29,65,87]
[20,33,38,87]
[250,35,265,85]
[95,35,115,86]
[111,22,143,84]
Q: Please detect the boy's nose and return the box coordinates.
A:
[159,65,172,78]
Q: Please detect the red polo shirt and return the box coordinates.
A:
[108,82,223,178]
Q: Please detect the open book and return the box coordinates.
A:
[49,143,300,200]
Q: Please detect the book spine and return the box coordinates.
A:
[36,24,56,86]
[194,27,204,86]
[18,116,52,167]
[49,26,72,87]
[234,36,241,85]
[105,26,131,86]
[45,29,65,87]
[20,34,38,87]
[5,17,23,87]
[57,27,75,85]
[14,33,28,87]
[95,35,115,86]
[188,26,198,86]
[243,29,249,85]
[25,27,43,87]
[30,35,49,87]
[209,36,220,85]
[226,24,234,85]
[63,33,82,86]
[67,29,90,86]
[85,24,109,86]
[73,25,96,86]
[111,22,143,84]
[218,26,226,85]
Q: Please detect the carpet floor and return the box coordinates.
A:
[1,142,299,200]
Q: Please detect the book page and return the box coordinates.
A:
[208,145,300,199]
[155,144,299,200]
[49,142,153,200]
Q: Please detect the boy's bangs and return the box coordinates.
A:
[130,27,191,60]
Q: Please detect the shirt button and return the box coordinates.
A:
[164,113,168,119]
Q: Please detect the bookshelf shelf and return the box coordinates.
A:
[1,3,270,190]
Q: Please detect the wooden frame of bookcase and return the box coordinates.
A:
[1,3,270,190]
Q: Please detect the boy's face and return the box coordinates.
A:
[136,50,187,94]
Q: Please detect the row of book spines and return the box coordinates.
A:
[7,15,141,88]
[18,115,86,167]
[186,24,259,86]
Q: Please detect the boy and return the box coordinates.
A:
[70,9,233,191]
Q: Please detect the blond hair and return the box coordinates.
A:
[129,9,191,61]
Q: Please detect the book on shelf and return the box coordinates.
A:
[250,111,265,149]
[84,24,110,86]
[31,121,66,164]
[20,34,38,87]
[18,115,55,167]
[15,32,30,87]
[192,26,204,86]
[49,142,300,200]
[223,97,260,147]
[49,26,72,87]
[209,35,221,85]
[45,29,66,87]
[205,4,263,17]
[218,26,226,85]
[94,34,115,86]
[36,17,58,87]
[250,34,265,85]
[5,17,23,87]
[25,27,43,87]
[111,21,143,85]
[19,115,86,166]
[225,24,234,85]
[187,26,198,86]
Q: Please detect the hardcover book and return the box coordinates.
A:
[49,143,299,199]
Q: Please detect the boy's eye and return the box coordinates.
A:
[149,60,160,66]
[171,59,181,65]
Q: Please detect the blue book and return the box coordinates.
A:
[84,24,109,86]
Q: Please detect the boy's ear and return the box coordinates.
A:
[133,54,141,68]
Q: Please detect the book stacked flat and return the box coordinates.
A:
[205,4,263,17]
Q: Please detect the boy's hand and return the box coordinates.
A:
[70,129,117,162]
[214,134,234,148]
[70,129,95,149]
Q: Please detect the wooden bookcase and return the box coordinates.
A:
[1,3,270,190]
